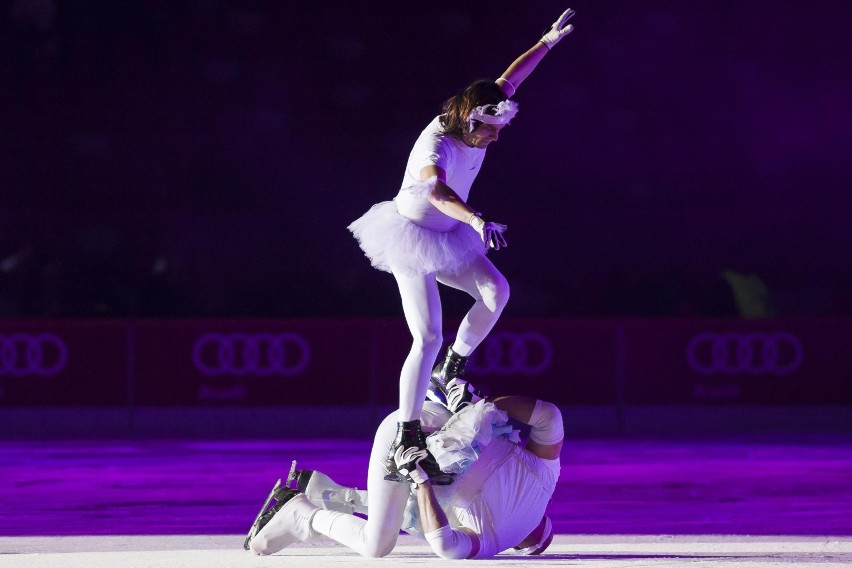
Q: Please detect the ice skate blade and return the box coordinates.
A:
[285,459,315,492]
[383,472,407,483]
[383,471,455,485]
[425,389,447,406]
[285,460,299,488]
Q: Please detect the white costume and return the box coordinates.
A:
[250,7,577,557]
[282,401,562,559]
[348,116,488,277]
[407,401,561,557]
[348,115,511,422]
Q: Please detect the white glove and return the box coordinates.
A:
[393,446,430,485]
[469,215,508,251]
[540,8,575,50]
[445,378,482,413]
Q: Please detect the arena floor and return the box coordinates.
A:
[1,435,851,567]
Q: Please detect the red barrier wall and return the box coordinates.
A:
[1,318,849,406]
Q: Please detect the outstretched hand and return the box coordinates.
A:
[540,8,575,50]
[469,216,508,251]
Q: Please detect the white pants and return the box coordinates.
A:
[310,411,410,557]
[453,443,559,557]
[310,404,559,559]
[392,253,509,421]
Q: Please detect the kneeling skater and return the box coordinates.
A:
[244,376,564,558]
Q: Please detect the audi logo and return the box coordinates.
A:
[192,333,311,377]
[465,331,553,376]
[0,333,68,376]
[687,332,804,375]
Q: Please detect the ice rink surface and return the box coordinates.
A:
[1,434,850,567]
[2,535,851,567]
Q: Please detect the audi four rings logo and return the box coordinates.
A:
[0,333,68,376]
[687,332,804,375]
[466,331,553,376]
[193,333,311,377]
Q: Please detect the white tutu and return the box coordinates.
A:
[426,400,521,475]
[348,191,485,277]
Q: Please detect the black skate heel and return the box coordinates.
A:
[429,347,469,406]
[428,347,485,413]
[285,460,313,491]
[384,420,454,485]
[294,469,313,493]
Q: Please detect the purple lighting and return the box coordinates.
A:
[0,333,68,377]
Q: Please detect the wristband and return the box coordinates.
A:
[498,76,517,93]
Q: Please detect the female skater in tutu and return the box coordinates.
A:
[349,8,576,483]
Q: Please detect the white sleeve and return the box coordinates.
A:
[424,525,475,559]
[407,127,455,177]
[528,400,564,446]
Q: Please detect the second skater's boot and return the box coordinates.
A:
[434,378,483,413]
[430,347,469,398]
[428,347,484,412]
[383,420,453,485]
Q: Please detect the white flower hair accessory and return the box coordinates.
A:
[467,99,519,132]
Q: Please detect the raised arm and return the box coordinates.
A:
[496,8,575,97]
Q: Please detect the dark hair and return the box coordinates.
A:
[439,79,507,140]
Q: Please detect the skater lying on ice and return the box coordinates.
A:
[244,375,564,558]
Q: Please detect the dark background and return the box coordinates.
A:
[2,0,850,320]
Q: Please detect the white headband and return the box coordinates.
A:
[468,99,518,132]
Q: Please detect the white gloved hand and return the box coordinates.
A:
[445,378,482,413]
[540,8,575,50]
[393,446,430,485]
[469,215,508,251]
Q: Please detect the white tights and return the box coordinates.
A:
[392,254,509,421]
[310,412,409,557]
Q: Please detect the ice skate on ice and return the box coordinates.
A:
[244,461,318,554]
[244,477,290,550]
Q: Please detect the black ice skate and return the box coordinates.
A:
[430,346,469,395]
[243,461,302,550]
[383,420,453,485]
[428,347,483,412]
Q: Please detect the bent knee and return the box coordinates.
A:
[410,326,443,352]
[362,540,395,558]
[481,276,510,312]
